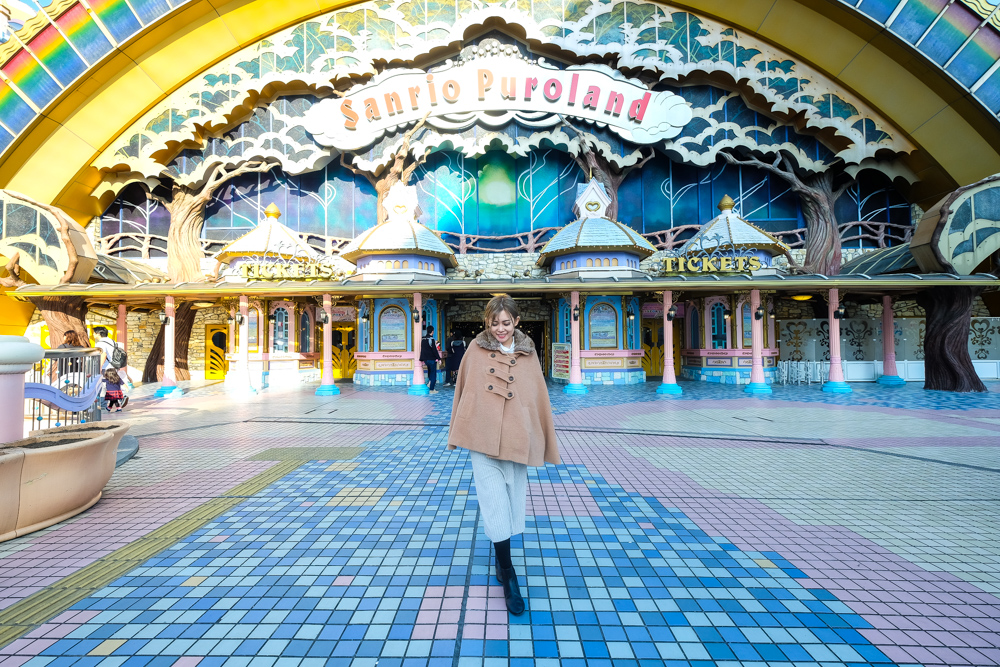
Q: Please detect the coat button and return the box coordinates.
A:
[510,360,516,365]
[507,392,512,398]
[489,368,494,373]
[491,353,496,358]
[509,376,514,381]
[488,385,493,390]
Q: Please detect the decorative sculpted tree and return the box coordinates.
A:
[561,120,652,221]
[916,286,988,392]
[141,159,277,382]
[0,190,90,347]
[341,113,431,225]
[720,152,852,275]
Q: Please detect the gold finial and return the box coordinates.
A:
[265,203,281,219]
[718,195,735,211]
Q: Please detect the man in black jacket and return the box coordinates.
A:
[420,325,441,393]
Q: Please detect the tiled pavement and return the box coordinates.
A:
[1,379,999,666]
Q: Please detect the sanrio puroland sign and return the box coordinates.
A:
[304,58,692,151]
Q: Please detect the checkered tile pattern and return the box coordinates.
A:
[1,378,999,666]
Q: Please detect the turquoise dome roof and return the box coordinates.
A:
[538,218,656,264]
[339,219,457,267]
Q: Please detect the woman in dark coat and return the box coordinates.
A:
[444,329,465,386]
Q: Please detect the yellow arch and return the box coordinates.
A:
[1,0,998,223]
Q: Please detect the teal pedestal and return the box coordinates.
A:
[563,383,589,395]
[656,383,683,395]
[408,384,430,396]
[876,375,906,386]
[744,382,772,394]
[315,384,341,395]
[153,385,184,399]
[822,381,853,393]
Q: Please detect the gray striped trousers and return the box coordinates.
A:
[469,451,528,543]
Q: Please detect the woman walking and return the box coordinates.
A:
[447,294,559,615]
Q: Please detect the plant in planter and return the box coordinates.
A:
[0,422,130,542]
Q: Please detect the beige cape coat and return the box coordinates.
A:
[447,330,560,466]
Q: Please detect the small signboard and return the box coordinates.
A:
[330,306,356,322]
[641,302,663,319]
[551,343,571,380]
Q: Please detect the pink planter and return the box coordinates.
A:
[0,423,129,543]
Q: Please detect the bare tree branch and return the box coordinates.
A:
[0,251,24,288]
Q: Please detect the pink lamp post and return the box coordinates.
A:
[316,294,340,395]
[745,289,772,394]
[408,292,429,395]
[656,290,682,395]
[877,295,906,385]
[822,288,851,393]
[154,296,183,398]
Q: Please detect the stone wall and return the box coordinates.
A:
[189,307,229,375]
[445,253,545,280]
[444,298,553,322]
[125,311,159,373]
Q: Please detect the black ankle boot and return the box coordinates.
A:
[496,563,525,615]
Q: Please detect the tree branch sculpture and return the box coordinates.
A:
[720,152,852,275]
[560,119,652,221]
[340,112,431,225]
[148,159,278,284]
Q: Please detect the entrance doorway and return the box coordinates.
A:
[447,321,548,374]
[331,326,357,380]
[641,319,664,379]
[205,325,229,380]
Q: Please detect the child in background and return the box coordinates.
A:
[100,368,127,412]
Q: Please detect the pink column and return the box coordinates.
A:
[228,307,236,355]
[238,296,250,375]
[564,291,588,394]
[408,292,428,395]
[656,290,682,395]
[228,295,256,395]
[822,288,851,392]
[153,296,182,397]
[0,336,44,443]
[116,304,127,351]
[316,294,340,395]
[745,289,771,394]
[878,295,906,385]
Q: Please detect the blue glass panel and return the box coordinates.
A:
[919,3,979,65]
[947,24,1000,87]
[857,0,901,24]
[890,0,948,44]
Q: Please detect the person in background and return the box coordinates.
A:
[443,328,466,386]
[420,325,441,393]
[100,368,127,412]
[54,330,85,388]
[93,326,132,387]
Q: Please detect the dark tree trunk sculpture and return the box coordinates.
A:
[2,253,89,347]
[341,113,430,225]
[149,160,278,283]
[142,302,196,382]
[561,120,652,221]
[720,152,851,275]
[915,286,987,393]
[30,295,89,348]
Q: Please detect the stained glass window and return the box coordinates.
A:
[711,303,727,349]
[272,308,289,353]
